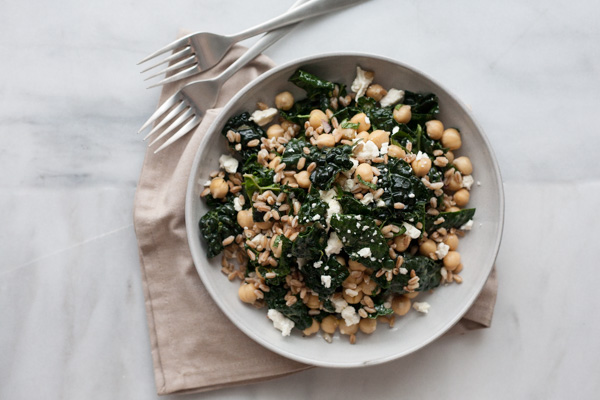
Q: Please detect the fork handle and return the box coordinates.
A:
[230,0,370,42]
[217,0,309,84]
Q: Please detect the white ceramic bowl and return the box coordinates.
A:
[186,53,504,368]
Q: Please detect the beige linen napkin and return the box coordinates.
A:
[133,43,498,396]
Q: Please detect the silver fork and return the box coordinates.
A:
[138,7,304,153]
[138,0,368,88]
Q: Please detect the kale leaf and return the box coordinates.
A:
[375,255,441,294]
[297,187,328,225]
[426,208,476,231]
[289,69,335,101]
[330,214,395,270]
[291,224,327,259]
[264,285,312,331]
[376,158,429,213]
[281,138,311,170]
[402,91,439,125]
[367,303,394,319]
[300,256,349,298]
[199,202,241,258]
[258,236,294,286]
[221,112,266,159]
[309,145,354,190]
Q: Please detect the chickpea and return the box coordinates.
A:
[387,145,406,159]
[454,188,470,207]
[445,150,455,164]
[369,130,390,149]
[443,251,461,271]
[403,292,419,299]
[446,173,463,191]
[209,177,229,199]
[321,316,339,334]
[294,170,311,189]
[350,113,371,132]
[359,318,377,334]
[238,283,257,304]
[393,105,411,123]
[255,221,273,230]
[419,239,437,257]
[356,131,370,142]
[275,91,294,111]
[270,235,283,258]
[444,234,459,251]
[392,295,411,316]
[355,163,374,182]
[453,156,473,175]
[446,206,461,212]
[348,260,366,271]
[343,290,364,304]
[339,320,359,335]
[425,120,444,140]
[441,128,462,150]
[309,109,328,130]
[366,84,388,102]
[316,133,336,148]
[237,209,253,228]
[266,124,284,139]
[302,319,320,336]
[394,234,412,252]
[411,157,432,177]
[359,279,377,295]
[281,120,294,131]
[455,263,464,274]
[305,294,321,309]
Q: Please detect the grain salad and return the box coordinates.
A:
[198,66,476,343]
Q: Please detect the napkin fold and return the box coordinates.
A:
[133,42,498,396]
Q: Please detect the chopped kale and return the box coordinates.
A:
[298,187,328,225]
[291,224,327,259]
[289,69,336,101]
[221,112,266,159]
[426,208,476,232]
[258,236,294,286]
[300,256,349,298]
[281,138,312,169]
[264,286,312,331]
[309,145,354,190]
[199,202,241,258]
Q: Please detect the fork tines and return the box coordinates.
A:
[138,93,201,153]
[138,35,201,89]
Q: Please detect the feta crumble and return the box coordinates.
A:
[392,126,400,134]
[435,242,450,259]
[267,309,295,336]
[313,261,323,269]
[402,222,421,239]
[354,140,380,160]
[360,193,374,205]
[341,305,360,326]
[380,142,389,155]
[219,154,239,173]
[462,175,474,190]
[413,302,431,314]
[415,151,428,161]
[350,66,374,99]
[379,88,405,107]
[320,189,342,226]
[376,199,386,207]
[321,275,332,288]
[330,296,348,313]
[233,197,243,212]
[325,232,343,256]
[249,108,278,126]
[460,219,474,231]
[357,247,372,258]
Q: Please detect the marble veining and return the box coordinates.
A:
[1,0,599,398]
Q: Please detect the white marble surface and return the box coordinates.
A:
[1,0,599,398]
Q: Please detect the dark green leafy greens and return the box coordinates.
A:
[300,256,349,298]
[221,112,266,159]
[264,286,312,330]
[309,145,354,190]
[199,202,241,258]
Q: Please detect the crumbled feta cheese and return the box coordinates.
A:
[376,199,386,207]
[399,267,408,275]
[477,181,482,186]
[350,66,374,99]
[249,108,278,126]
[379,88,405,107]
[250,234,265,246]
[313,261,323,269]
[435,242,450,259]
[360,193,374,205]
[462,175,474,190]
[408,193,415,198]
[415,151,428,161]
[325,232,343,256]
[380,142,389,155]
[413,302,431,314]
[365,116,371,125]
[320,189,342,227]
[203,180,212,186]
[355,140,380,160]
[297,258,307,269]
[312,214,321,221]
[330,296,348,313]
[341,305,360,326]
[362,225,369,231]
[267,309,295,336]
[342,158,359,178]
[392,126,399,134]
[321,275,332,288]
[219,154,239,173]
[233,197,243,212]
[402,222,421,239]
[343,178,355,192]
[460,219,474,231]
[357,247,372,258]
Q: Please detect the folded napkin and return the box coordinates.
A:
[133,41,498,395]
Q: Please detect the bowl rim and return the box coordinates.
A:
[185,51,505,368]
